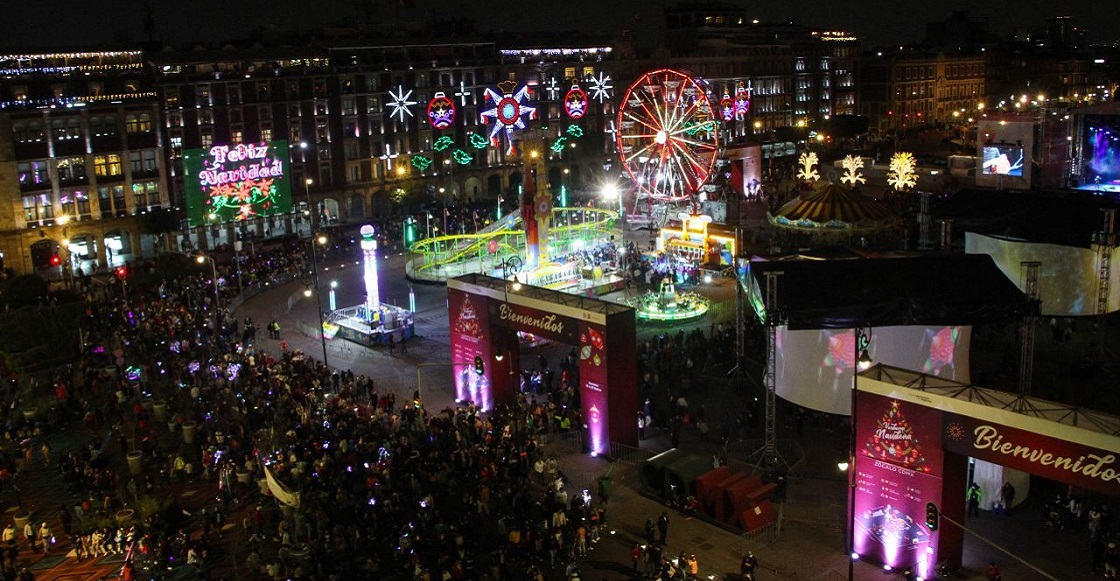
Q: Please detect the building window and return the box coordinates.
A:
[196,85,212,106]
[13,121,44,142]
[167,111,183,128]
[74,190,91,216]
[132,182,148,209]
[38,193,55,221]
[112,185,126,215]
[228,84,241,104]
[257,81,270,100]
[259,105,272,120]
[97,186,112,216]
[201,132,213,149]
[232,128,244,143]
[22,195,35,222]
[94,154,122,177]
[60,192,76,217]
[17,161,48,185]
[342,97,356,115]
[142,150,157,172]
[261,128,272,143]
[563,67,576,80]
[129,152,142,174]
[146,182,161,206]
[57,157,86,182]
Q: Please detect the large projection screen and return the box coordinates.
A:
[776,325,972,415]
[976,120,1033,190]
[182,140,293,227]
[966,232,1117,316]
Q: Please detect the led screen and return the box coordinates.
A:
[775,325,972,415]
[966,232,1117,316]
[981,144,1024,176]
[1081,115,1120,190]
[975,120,1033,190]
[182,140,292,226]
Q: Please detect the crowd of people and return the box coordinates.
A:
[2,232,704,581]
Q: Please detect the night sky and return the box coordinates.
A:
[1,0,1110,51]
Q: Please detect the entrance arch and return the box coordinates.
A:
[447,273,638,455]
[464,176,482,199]
[508,171,523,194]
[66,234,99,276]
[851,365,1120,577]
[103,230,133,268]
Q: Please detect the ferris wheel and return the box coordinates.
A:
[616,68,719,208]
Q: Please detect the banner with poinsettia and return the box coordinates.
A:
[852,390,944,578]
[449,288,493,409]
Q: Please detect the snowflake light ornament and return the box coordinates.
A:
[840,155,867,185]
[797,152,820,182]
[480,80,537,153]
[887,152,919,190]
[387,86,418,123]
[587,72,613,103]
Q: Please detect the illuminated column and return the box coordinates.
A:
[360,225,380,315]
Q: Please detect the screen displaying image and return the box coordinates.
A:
[182,139,292,226]
[981,144,1024,176]
[1081,115,1120,189]
[966,232,1115,316]
[775,325,972,415]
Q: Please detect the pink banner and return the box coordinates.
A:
[942,412,1120,497]
[448,289,492,410]
[578,322,609,456]
[852,392,943,578]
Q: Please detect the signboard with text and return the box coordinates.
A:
[449,288,493,410]
[182,140,293,226]
[852,391,943,579]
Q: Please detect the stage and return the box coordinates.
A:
[1074,182,1120,194]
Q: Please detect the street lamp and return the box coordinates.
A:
[602,182,623,223]
[195,254,218,300]
[847,325,872,581]
[302,176,330,369]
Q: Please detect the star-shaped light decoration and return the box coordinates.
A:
[545,77,561,100]
[587,72,613,104]
[480,80,537,153]
[387,86,418,122]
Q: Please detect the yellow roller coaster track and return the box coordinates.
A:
[407,207,620,277]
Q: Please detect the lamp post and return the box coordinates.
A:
[847,325,872,581]
[303,177,330,370]
[195,254,218,300]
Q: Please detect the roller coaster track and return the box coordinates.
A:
[406,207,619,282]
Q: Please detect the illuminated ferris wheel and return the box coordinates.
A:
[616,68,719,208]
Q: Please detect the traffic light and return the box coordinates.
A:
[925,502,939,531]
[473,355,484,376]
[49,254,60,266]
[115,266,127,279]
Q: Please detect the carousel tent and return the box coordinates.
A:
[769,182,895,231]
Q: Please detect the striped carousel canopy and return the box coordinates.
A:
[768,182,894,231]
